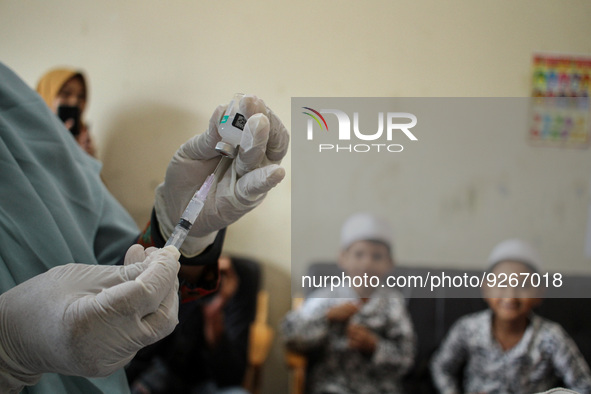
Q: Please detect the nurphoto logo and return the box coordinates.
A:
[302,107,418,153]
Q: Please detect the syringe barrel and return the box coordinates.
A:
[164,173,214,251]
[165,225,189,250]
[181,197,205,225]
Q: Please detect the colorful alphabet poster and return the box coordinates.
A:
[529,53,591,148]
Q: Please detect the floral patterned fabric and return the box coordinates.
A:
[431,310,591,394]
[282,286,415,394]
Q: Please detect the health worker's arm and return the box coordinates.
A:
[142,95,289,298]
[137,208,225,301]
[0,246,180,394]
[153,95,289,259]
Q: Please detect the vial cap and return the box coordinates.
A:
[215,141,237,158]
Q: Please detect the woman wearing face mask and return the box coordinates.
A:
[36,67,96,157]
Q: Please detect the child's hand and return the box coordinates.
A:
[326,302,360,322]
[347,323,377,354]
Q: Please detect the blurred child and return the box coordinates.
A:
[282,213,415,394]
[126,256,253,394]
[431,239,591,394]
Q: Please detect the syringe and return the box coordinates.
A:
[166,93,243,250]
[164,155,233,250]
[165,173,215,250]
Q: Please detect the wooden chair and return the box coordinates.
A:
[243,290,275,394]
[284,297,307,394]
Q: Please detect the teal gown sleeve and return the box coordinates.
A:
[0,62,139,393]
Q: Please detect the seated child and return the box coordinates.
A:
[282,213,415,394]
[126,256,252,394]
[430,239,591,394]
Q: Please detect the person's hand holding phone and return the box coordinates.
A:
[57,105,81,136]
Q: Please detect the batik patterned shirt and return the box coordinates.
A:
[430,309,591,394]
[282,286,415,394]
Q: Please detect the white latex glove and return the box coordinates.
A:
[154,95,289,257]
[0,245,180,393]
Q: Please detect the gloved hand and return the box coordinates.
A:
[154,95,289,257]
[0,245,180,393]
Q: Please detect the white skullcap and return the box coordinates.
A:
[340,213,393,251]
[487,238,543,272]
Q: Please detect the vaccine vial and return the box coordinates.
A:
[215,93,246,158]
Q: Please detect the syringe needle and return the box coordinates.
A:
[213,155,232,182]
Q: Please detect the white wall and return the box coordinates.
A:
[2,1,591,393]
